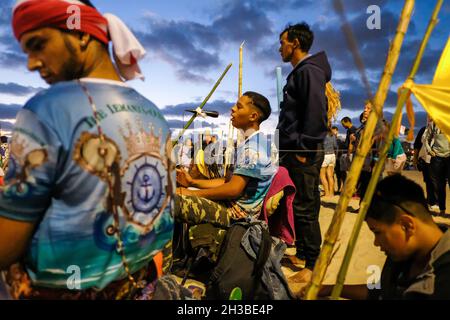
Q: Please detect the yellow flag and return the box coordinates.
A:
[432,36,450,86]
[410,37,450,141]
[411,84,450,141]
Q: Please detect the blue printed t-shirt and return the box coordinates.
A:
[229,131,277,218]
[0,79,175,290]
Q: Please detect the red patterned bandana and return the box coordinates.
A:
[12,0,108,44]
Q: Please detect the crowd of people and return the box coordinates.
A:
[0,0,449,301]
[316,103,409,202]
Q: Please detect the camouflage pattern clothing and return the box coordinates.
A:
[174,194,232,228]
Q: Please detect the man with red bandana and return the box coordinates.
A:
[0,0,174,299]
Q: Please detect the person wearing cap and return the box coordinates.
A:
[175,91,276,227]
[0,0,174,299]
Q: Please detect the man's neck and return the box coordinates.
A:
[412,226,443,270]
[237,124,260,139]
[82,47,122,82]
[291,50,309,68]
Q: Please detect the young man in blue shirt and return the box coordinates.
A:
[175,91,276,227]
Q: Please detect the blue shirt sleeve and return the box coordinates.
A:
[0,109,60,222]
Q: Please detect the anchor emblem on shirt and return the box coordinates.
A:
[137,174,155,202]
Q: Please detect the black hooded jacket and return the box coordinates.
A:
[277,51,332,152]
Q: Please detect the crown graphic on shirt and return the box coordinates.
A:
[120,119,162,156]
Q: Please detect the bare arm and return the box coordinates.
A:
[177,175,249,201]
[0,217,36,270]
[317,284,369,300]
[176,169,225,189]
[192,178,225,189]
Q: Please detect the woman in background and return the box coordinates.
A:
[320,128,338,197]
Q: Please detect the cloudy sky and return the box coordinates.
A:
[0,0,449,139]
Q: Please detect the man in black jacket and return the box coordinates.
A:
[277,22,331,282]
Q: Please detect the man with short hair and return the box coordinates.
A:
[277,22,331,282]
[331,126,345,193]
[423,120,450,216]
[176,91,276,226]
[0,0,174,299]
[340,117,356,150]
[339,118,356,189]
[413,125,436,210]
[315,175,450,300]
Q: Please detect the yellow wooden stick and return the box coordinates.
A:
[225,41,245,177]
[330,0,443,300]
[304,0,415,300]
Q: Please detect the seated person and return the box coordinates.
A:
[175,91,276,228]
[315,174,450,300]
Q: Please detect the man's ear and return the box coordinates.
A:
[249,110,260,123]
[80,33,91,49]
[293,38,301,50]
[399,214,416,237]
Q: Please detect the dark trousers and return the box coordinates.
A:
[339,170,347,192]
[430,156,450,211]
[421,162,436,206]
[335,156,342,192]
[358,171,371,202]
[281,148,324,270]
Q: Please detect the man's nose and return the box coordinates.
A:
[27,55,43,71]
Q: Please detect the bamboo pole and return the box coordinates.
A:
[238,41,245,98]
[224,42,245,176]
[235,41,246,156]
[304,0,415,300]
[276,66,283,113]
[172,63,232,147]
[330,0,443,300]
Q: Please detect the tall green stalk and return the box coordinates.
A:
[304,0,415,300]
[330,0,443,300]
[172,63,232,147]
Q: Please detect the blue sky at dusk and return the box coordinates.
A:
[0,0,449,138]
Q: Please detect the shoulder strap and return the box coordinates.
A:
[253,223,272,277]
[250,223,273,298]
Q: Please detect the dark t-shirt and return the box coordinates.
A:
[344,125,357,149]
[414,126,426,151]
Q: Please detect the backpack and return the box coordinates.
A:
[205,220,293,300]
